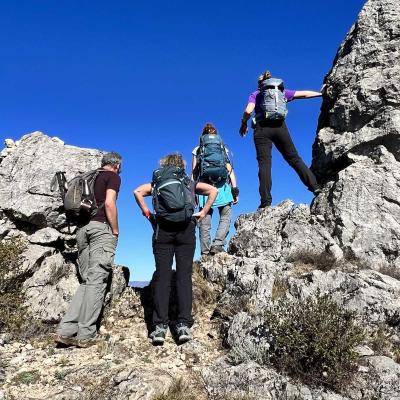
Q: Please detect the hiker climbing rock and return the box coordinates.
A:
[134,153,217,345]
[54,152,122,348]
[192,123,239,256]
[239,70,324,209]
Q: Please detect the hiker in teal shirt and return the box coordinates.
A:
[192,123,239,255]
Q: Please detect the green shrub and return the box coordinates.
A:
[54,370,67,381]
[13,370,40,385]
[264,294,364,391]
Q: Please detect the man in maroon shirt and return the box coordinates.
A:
[55,152,122,348]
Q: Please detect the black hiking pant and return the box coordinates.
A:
[152,220,196,327]
[253,120,319,206]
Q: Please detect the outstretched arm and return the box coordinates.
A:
[133,183,152,217]
[239,103,255,136]
[293,84,326,100]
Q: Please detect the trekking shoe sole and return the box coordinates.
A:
[152,337,165,345]
[76,338,102,348]
[178,335,192,343]
[54,335,76,347]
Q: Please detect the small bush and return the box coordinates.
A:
[13,370,40,385]
[152,379,197,400]
[264,294,364,391]
[367,323,400,361]
[54,370,67,381]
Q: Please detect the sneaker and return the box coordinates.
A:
[76,335,102,348]
[176,323,193,343]
[54,334,77,347]
[209,245,225,255]
[150,324,168,345]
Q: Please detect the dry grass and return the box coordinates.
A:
[287,249,366,274]
[0,238,27,336]
[152,379,197,400]
[271,275,289,301]
[192,262,217,313]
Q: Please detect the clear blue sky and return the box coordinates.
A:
[0,0,365,280]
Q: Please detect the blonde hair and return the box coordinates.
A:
[159,153,186,169]
[202,122,217,136]
[257,70,272,87]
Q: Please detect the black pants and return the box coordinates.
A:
[253,120,319,206]
[152,220,196,326]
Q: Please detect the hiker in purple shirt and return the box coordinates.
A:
[239,70,325,209]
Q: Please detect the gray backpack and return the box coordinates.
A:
[256,78,288,121]
[51,169,104,224]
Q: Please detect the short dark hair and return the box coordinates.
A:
[101,152,122,167]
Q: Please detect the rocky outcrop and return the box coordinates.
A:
[0,133,129,325]
[0,132,103,229]
[201,0,400,398]
[312,0,400,179]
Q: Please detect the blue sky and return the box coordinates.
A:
[0,0,366,280]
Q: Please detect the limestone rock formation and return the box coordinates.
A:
[0,132,103,229]
[312,0,400,179]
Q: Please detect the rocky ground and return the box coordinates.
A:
[0,283,224,400]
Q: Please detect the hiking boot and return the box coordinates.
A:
[258,201,270,209]
[54,334,77,347]
[150,324,168,345]
[76,335,102,348]
[176,323,193,343]
[209,245,225,255]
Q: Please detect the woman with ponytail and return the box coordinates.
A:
[192,123,239,255]
[239,70,324,209]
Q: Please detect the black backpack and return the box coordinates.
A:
[151,166,195,224]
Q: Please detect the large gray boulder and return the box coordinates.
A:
[313,146,400,268]
[229,201,341,261]
[312,0,400,180]
[0,132,103,229]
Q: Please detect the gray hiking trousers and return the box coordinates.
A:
[58,221,117,339]
[199,204,232,254]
